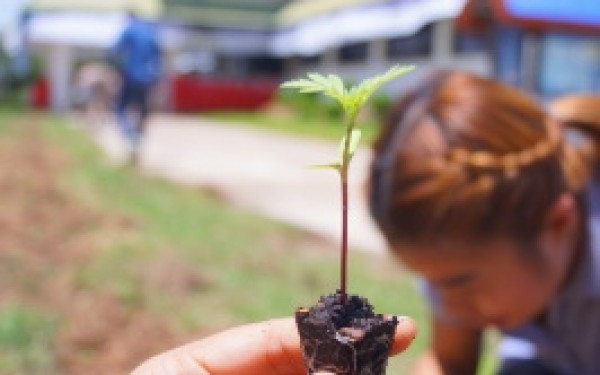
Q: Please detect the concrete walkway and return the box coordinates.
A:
[93,113,389,254]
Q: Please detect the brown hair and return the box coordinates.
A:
[550,94,600,187]
[368,71,600,247]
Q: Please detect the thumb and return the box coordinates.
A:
[390,316,418,356]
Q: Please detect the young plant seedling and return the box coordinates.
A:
[282,65,414,375]
[282,65,414,301]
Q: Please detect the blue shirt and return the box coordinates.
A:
[112,18,161,85]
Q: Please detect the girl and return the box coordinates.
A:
[368,71,600,375]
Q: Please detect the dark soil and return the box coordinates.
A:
[296,290,398,375]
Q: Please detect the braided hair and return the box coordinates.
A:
[368,71,596,248]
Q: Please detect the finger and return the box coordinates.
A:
[186,316,416,374]
[390,316,418,356]
[183,317,304,375]
[133,316,417,375]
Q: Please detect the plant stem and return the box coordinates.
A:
[339,118,354,303]
[340,177,348,303]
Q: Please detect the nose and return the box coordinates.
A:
[443,294,478,319]
[472,294,501,323]
[443,293,499,326]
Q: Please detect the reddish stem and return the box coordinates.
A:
[339,120,354,305]
[340,179,348,303]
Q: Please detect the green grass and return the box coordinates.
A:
[0,106,22,132]
[0,304,60,375]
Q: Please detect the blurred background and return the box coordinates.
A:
[0,0,598,374]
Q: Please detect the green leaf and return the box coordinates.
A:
[282,66,414,118]
[307,162,342,172]
[328,74,346,98]
[307,73,330,86]
[280,79,323,93]
[282,65,414,174]
[281,72,347,105]
[339,129,362,161]
[344,65,415,119]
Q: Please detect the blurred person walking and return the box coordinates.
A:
[111,12,162,164]
[368,71,600,375]
[73,61,120,126]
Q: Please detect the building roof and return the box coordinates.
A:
[28,0,295,31]
[163,0,293,29]
[29,0,163,19]
[458,0,600,32]
[278,0,385,26]
[272,0,466,56]
[26,12,128,48]
[163,0,402,29]
[24,0,470,55]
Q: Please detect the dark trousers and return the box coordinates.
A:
[116,80,152,149]
[498,359,564,375]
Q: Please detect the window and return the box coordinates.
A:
[338,42,369,63]
[454,30,489,54]
[247,56,284,76]
[386,24,432,58]
[300,54,321,66]
[493,26,523,88]
[538,33,600,96]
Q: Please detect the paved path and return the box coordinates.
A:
[93,113,388,254]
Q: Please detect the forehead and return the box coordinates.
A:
[393,240,523,278]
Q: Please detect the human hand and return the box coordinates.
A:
[131,316,416,375]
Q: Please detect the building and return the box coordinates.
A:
[458,0,600,98]
[19,0,600,111]
[273,0,487,94]
[162,0,487,97]
[165,0,484,95]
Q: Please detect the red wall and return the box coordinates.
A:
[171,74,279,112]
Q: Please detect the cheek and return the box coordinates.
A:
[481,267,553,324]
[441,293,478,318]
[440,282,518,320]
[438,287,488,318]
[478,284,518,313]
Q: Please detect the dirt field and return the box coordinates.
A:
[0,119,189,375]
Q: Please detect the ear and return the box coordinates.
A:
[538,193,580,252]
